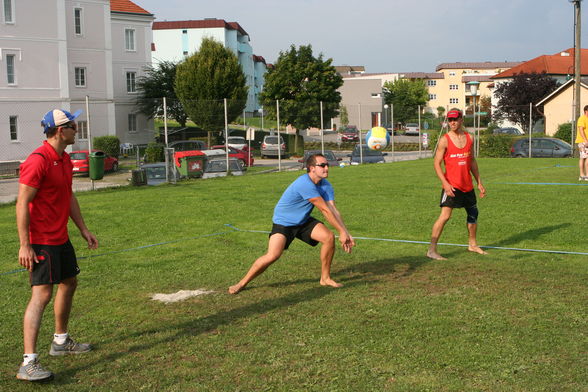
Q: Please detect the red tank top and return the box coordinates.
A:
[443,132,473,192]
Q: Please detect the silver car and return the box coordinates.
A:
[261,135,286,158]
[404,123,420,136]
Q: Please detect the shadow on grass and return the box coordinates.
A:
[50,255,430,385]
[486,223,570,248]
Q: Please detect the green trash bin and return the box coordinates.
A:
[178,155,206,178]
[89,151,105,180]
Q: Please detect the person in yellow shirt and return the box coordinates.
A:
[576,105,588,180]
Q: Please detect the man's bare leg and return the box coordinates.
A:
[427,207,452,260]
[467,223,488,255]
[310,224,341,288]
[228,234,286,294]
[54,277,77,334]
[23,285,53,354]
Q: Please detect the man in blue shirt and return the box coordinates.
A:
[229,154,355,294]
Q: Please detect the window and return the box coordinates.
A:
[449,98,459,104]
[6,54,15,84]
[449,84,459,90]
[3,0,13,24]
[74,7,83,35]
[128,113,137,133]
[429,94,437,100]
[427,80,436,87]
[74,67,86,87]
[449,72,456,76]
[183,51,188,56]
[77,120,88,140]
[125,28,135,51]
[126,71,136,93]
[9,115,17,140]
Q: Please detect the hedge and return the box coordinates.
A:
[93,135,120,158]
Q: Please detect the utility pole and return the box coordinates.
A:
[572,0,583,131]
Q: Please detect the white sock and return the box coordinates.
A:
[53,333,69,345]
[23,353,38,365]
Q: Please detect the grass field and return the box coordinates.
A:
[0,158,586,391]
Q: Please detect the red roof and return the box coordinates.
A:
[492,48,588,79]
[110,0,151,15]
[436,61,522,71]
[253,55,266,65]
[152,19,249,37]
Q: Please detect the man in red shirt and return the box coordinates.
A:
[16,109,98,382]
[427,109,486,260]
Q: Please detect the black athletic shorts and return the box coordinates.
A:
[269,217,322,250]
[439,188,477,209]
[30,240,80,286]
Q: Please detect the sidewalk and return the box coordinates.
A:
[0,170,132,205]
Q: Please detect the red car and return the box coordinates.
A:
[340,126,359,142]
[211,145,254,166]
[70,150,119,174]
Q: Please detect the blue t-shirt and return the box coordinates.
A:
[272,174,335,226]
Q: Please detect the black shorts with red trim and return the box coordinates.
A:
[439,188,477,209]
[269,217,322,250]
[30,240,80,286]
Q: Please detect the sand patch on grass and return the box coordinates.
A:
[151,289,214,303]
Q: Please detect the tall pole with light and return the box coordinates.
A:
[467,81,480,157]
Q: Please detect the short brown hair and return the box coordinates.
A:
[306,153,325,172]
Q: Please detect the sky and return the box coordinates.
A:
[136,0,585,73]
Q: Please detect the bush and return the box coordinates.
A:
[554,122,572,142]
[93,135,120,158]
[479,134,517,157]
[144,142,165,163]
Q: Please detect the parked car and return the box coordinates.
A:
[348,145,387,164]
[404,123,420,136]
[494,127,524,135]
[340,126,359,142]
[225,136,248,151]
[298,150,341,169]
[202,157,245,178]
[211,145,254,167]
[70,150,118,175]
[168,140,207,152]
[142,162,179,186]
[511,138,572,158]
[261,135,286,158]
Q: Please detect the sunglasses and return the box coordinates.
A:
[60,123,77,130]
[314,162,329,168]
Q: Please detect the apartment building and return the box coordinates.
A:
[0,0,154,161]
[151,19,267,113]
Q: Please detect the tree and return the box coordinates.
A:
[493,72,560,132]
[136,61,188,127]
[437,106,446,119]
[260,44,343,150]
[175,38,248,143]
[339,105,349,128]
[383,79,429,124]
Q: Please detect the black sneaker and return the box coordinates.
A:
[49,337,92,356]
[16,358,54,382]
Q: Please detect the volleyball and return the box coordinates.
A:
[365,126,390,150]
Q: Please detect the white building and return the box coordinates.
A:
[151,19,267,113]
[0,0,154,162]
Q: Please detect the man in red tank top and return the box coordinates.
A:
[427,109,487,260]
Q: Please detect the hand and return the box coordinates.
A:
[19,245,38,271]
[339,233,355,254]
[478,183,486,198]
[81,230,99,249]
[443,183,456,198]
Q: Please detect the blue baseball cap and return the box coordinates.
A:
[41,109,82,133]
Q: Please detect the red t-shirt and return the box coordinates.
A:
[19,141,73,245]
[443,132,473,192]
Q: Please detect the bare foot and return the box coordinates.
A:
[426,250,447,260]
[228,284,243,295]
[320,278,343,288]
[468,246,488,255]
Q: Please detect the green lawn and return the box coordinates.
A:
[0,158,586,391]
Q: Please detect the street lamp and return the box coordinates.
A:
[384,103,394,161]
[258,107,264,131]
[467,81,480,156]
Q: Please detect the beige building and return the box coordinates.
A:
[536,78,588,137]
